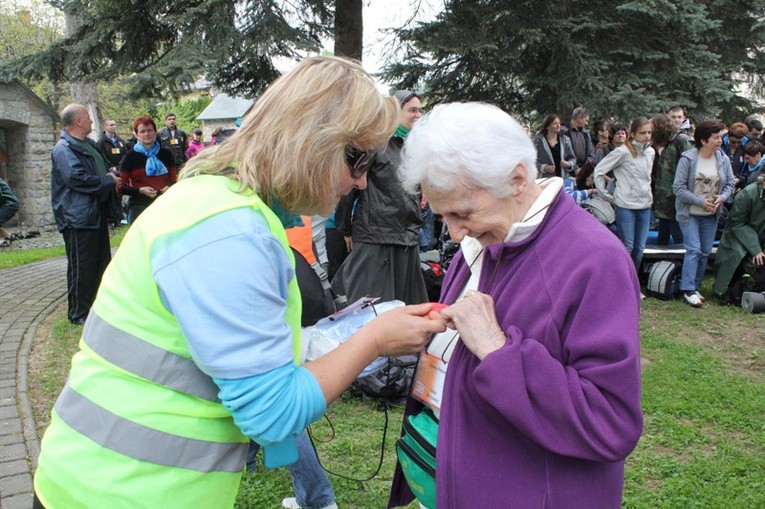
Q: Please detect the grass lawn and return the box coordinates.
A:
[26,271,765,508]
[0,227,127,270]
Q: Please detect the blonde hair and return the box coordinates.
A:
[181,56,398,214]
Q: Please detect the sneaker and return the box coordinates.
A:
[683,292,703,308]
[281,498,338,509]
[695,291,705,303]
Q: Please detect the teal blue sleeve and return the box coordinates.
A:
[214,363,327,445]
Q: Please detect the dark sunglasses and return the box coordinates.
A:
[345,147,374,179]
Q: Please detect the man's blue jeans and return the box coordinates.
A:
[248,431,335,509]
[614,206,651,272]
[679,214,717,292]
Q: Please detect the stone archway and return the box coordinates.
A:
[0,80,58,229]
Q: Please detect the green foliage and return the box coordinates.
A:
[3,0,335,100]
[0,1,67,109]
[158,95,213,133]
[383,0,765,123]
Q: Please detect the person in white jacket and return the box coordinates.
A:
[594,117,655,273]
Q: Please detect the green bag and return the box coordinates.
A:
[396,407,438,509]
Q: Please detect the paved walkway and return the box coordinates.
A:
[0,256,68,509]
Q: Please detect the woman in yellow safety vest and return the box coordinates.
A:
[33,56,447,509]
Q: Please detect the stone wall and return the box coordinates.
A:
[0,82,58,230]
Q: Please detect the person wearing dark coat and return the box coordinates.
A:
[51,104,121,324]
[157,112,188,169]
[96,119,127,226]
[0,177,19,247]
[331,90,428,305]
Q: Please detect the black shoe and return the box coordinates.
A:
[70,317,87,325]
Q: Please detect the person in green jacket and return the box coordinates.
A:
[0,177,19,247]
[713,176,765,304]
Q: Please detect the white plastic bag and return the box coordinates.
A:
[302,298,404,378]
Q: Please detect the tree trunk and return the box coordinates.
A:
[334,0,363,61]
[65,13,101,140]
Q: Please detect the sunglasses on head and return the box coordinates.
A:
[345,147,374,179]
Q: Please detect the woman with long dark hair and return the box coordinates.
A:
[533,114,577,178]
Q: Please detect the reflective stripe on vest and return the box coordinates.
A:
[83,312,220,402]
[55,384,247,473]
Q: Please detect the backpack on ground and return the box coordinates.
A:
[727,265,765,307]
[350,354,418,405]
[645,260,682,300]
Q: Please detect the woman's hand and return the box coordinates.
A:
[344,236,353,252]
[561,160,572,169]
[159,186,170,194]
[545,164,555,174]
[440,290,506,360]
[753,251,765,266]
[364,303,447,357]
[701,195,724,213]
[139,186,158,198]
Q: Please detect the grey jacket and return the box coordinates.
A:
[51,131,116,232]
[594,142,655,210]
[533,133,577,178]
[673,148,735,226]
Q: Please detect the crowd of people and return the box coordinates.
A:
[526,106,764,308]
[34,54,765,509]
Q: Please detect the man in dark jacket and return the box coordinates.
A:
[96,119,127,168]
[157,112,188,169]
[562,106,595,167]
[331,90,428,305]
[96,119,127,226]
[51,104,122,324]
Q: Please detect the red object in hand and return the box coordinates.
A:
[420,303,448,316]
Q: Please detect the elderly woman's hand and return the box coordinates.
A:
[365,303,448,357]
[441,290,507,360]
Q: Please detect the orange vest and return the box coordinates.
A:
[285,215,316,264]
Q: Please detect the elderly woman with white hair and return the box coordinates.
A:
[388,103,643,509]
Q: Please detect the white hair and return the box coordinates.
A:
[399,102,537,197]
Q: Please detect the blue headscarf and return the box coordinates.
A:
[133,141,168,177]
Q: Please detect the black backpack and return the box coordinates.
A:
[350,354,418,405]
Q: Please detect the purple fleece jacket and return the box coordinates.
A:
[389,190,643,508]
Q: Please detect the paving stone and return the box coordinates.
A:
[3,492,34,509]
[0,433,23,446]
[0,442,26,462]
[0,460,29,477]
[0,406,19,420]
[0,420,23,436]
[0,473,32,496]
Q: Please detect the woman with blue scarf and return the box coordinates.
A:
[119,116,177,223]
